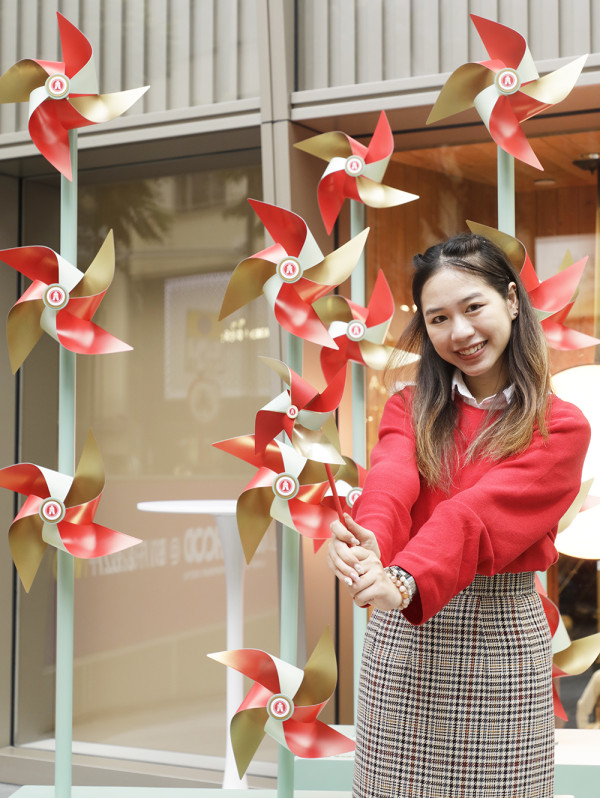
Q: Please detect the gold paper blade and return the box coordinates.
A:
[9,514,47,593]
[7,299,44,374]
[294,131,354,162]
[69,86,150,124]
[427,62,493,125]
[219,258,277,320]
[0,60,47,103]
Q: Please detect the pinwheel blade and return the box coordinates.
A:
[553,633,600,676]
[229,707,269,778]
[307,228,369,287]
[7,298,44,374]
[282,717,355,759]
[427,63,493,124]
[218,257,277,320]
[73,230,115,297]
[68,87,150,125]
[8,514,47,593]
[237,486,275,563]
[56,519,140,559]
[294,131,355,162]
[0,60,48,103]
[64,431,104,506]
[295,627,338,705]
[55,310,132,355]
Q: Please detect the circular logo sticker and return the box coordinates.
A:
[267,694,294,721]
[346,487,363,508]
[286,404,299,419]
[39,498,66,524]
[495,68,520,95]
[347,320,366,342]
[43,284,69,310]
[45,74,70,99]
[276,257,302,283]
[345,155,365,176]
[273,473,300,500]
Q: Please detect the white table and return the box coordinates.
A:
[137,500,246,790]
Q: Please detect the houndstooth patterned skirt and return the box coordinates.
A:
[354,572,554,798]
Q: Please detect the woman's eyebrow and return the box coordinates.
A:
[424,292,485,318]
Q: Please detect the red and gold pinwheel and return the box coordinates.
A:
[0,431,140,592]
[314,270,415,381]
[208,628,354,777]
[0,12,148,180]
[212,435,338,562]
[427,15,586,170]
[467,221,600,350]
[255,356,345,463]
[219,199,368,348]
[294,111,419,234]
[0,230,132,373]
[322,456,368,518]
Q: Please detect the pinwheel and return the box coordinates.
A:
[427,15,586,170]
[294,111,419,234]
[208,627,354,777]
[219,199,368,348]
[467,221,600,350]
[0,230,132,373]
[534,575,600,720]
[0,431,140,592]
[314,270,416,381]
[212,435,338,562]
[322,456,368,517]
[255,356,345,463]
[0,12,148,180]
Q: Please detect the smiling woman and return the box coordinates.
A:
[327,232,591,798]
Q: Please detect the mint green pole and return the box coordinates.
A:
[350,200,368,716]
[497,147,515,236]
[56,129,78,797]
[277,332,302,798]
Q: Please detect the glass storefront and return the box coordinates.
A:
[13,152,282,765]
[7,120,600,774]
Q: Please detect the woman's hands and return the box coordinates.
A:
[327,514,402,611]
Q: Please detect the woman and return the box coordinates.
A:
[328,233,590,798]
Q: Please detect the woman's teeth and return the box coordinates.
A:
[459,342,485,356]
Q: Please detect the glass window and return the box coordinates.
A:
[15,152,283,767]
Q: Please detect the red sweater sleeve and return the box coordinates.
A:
[396,397,590,625]
[352,390,421,563]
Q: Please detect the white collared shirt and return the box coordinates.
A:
[451,370,513,410]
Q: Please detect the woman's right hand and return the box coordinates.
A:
[327,513,381,585]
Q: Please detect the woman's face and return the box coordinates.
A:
[421,266,518,402]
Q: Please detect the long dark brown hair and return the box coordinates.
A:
[386,233,550,489]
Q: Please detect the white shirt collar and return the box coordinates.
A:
[451,370,513,410]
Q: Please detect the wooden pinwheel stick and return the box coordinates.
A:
[325,463,345,524]
[56,129,77,798]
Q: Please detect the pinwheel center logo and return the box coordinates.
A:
[267,694,294,721]
[273,473,300,500]
[347,320,367,341]
[495,68,520,95]
[346,487,362,508]
[44,284,69,310]
[45,74,70,99]
[345,155,365,177]
[286,404,299,419]
[39,498,66,524]
[277,257,302,283]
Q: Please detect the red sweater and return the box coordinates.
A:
[353,388,591,625]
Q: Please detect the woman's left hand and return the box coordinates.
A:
[347,548,402,611]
